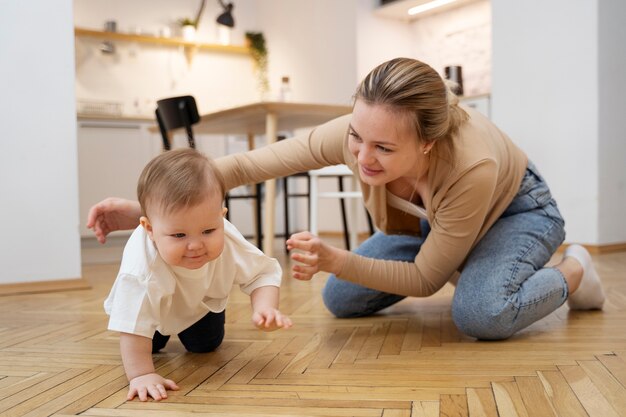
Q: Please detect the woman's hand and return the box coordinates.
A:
[252,308,293,331]
[127,372,179,402]
[286,231,347,280]
[86,198,142,243]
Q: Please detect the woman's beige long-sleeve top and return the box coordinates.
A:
[215,107,528,297]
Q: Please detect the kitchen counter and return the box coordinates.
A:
[77,113,155,123]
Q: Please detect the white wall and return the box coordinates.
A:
[356,0,412,82]
[492,0,616,245]
[598,1,626,244]
[0,0,82,283]
[244,0,359,105]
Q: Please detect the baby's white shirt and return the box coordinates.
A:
[103,219,281,338]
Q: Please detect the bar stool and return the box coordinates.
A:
[308,164,373,250]
[282,171,310,241]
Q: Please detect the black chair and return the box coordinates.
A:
[154,95,263,249]
[155,95,199,150]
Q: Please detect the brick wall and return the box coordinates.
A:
[410,0,491,97]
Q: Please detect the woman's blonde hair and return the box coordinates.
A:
[137,148,226,217]
[355,57,468,155]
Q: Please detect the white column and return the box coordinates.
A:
[0,0,82,284]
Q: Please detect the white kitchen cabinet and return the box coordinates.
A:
[77,118,161,237]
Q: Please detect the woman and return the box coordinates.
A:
[88,58,604,340]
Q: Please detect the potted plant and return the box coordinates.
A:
[178,0,207,42]
[179,18,197,41]
[245,31,269,99]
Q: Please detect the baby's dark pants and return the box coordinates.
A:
[152,310,225,353]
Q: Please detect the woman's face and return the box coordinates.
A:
[349,99,431,187]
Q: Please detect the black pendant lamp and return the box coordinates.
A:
[216,0,235,28]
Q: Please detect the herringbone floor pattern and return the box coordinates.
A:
[1,250,625,417]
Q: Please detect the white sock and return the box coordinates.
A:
[565,244,605,310]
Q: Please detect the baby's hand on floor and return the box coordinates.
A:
[128,372,179,401]
[252,308,293,331]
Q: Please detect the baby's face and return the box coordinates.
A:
[142,194,226,269]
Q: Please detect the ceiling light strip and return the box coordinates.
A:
[408,0,458,16]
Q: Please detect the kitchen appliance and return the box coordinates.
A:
[100,20,117,54]
[445,65,464,96]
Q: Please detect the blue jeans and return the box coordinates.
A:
[322,162,567,340]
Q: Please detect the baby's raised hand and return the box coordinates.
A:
[252,308,293,331]
[128,372,179,401]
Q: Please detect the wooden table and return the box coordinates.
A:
[196,102,352,256]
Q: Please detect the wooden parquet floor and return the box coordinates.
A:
[1,250,626,417]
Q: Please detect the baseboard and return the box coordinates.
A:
[0,277,91,296]
[569,242,626,254]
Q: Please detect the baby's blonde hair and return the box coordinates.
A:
[137,148,226,217]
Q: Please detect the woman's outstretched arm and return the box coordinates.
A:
[86,197,141,243]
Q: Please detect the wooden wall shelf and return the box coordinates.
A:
[74,27,250,56]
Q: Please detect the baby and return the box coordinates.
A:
[104,148,291,402]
